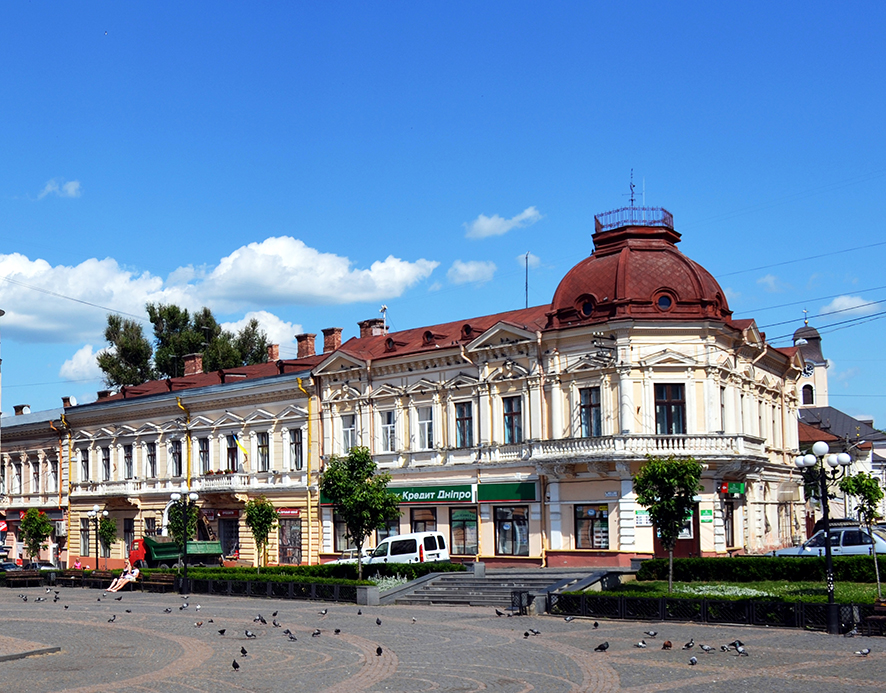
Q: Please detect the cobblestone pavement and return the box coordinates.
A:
[0,586,884,692]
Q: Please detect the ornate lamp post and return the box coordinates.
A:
[794,440,852,634]
[170,491,199,593]
[87,504,108,570]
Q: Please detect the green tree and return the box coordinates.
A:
[633,455,704,593]
[244,495,278,574]
[167,497,199,570]
[319,446,401,580]
[19,508,55,564]
[98,516,118,570]
[840,471,885,599]
[97,315,155,387]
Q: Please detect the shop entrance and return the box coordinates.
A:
[278,518,302,565]
[652,505,701,558]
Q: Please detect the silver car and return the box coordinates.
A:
[774,526,886,556]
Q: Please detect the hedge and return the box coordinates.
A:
[636,555,886,583]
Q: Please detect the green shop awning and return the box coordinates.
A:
[478,481,537,503]
[320,484,474,506]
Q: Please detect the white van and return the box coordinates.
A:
[364,531,450,565]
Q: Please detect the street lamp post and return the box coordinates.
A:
[170,491,199,594]
[794,440,853,635]
[86,504,109,570]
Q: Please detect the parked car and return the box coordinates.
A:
[327,547,373,565]
[0,562,22,572]
[364,531,450,565]
[24,561,58,571]
[774,526,886,556]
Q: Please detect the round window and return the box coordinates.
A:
[581,300,595,317]
[656,295,673,311]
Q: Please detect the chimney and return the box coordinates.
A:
[295,333,317,358]
[13,404,30,416]
[358,318,387,339]
[267,344,280,361]
[322,327,342,353]
[183,353,203,377]
[62,396,73,408]
[97,390,112,400]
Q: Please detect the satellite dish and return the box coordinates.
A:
[69,396,78,407]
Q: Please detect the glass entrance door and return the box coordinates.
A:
[278,518,302,565]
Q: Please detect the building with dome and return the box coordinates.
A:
[314,206,805,565]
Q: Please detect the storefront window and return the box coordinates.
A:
[494,506,529,556]
[575,505,609,549]
[450,507,478,555]
[278,518,302,565]
[411,508,436,532]
[219,518,240,557]
[377,517,400,543]
[333,511,355,552]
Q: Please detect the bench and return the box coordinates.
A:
[83,571,116,590]
[862,600,886,635]
[5,570,44,588]
[140,573,176,593]
[57,570,85,588]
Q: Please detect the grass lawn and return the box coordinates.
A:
[599,580,884,603]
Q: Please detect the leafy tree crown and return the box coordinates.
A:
[633,455,703,551]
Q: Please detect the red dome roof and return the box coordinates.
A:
[548,208,731,328]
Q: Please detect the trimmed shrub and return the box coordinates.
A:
[636,555,886,583]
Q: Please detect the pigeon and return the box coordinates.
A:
[855,648,872,656]
[283,629,291,635]
[700,644,714,654]
[495,608,506,617]
[682,638,695,650]
[231,659,240,671]
[254,614,266,624]
[207,619,214,623]
[524,632,530,639]
[376,617,382,626]
[564,616,575,623]
[594,642,609,652]
[318,609,328,616]
[21,596,28,602]
[272,611,278,617]
[528,628,540,636]
[357,609,362,615]
[218,629,226,636]
[108,615,116,623]
[46,588,51,594]
[593,621,599,629]
[97,598,102,602]
[64,605,69,610]
[376,646,383,656]
[735,645,749,656]
[195,622,203,628]
[245,630,257,638]
[288,633,298,641]
[115,596,123,601]
[195,605,201,611]
[179,604,188,611]
[662,641,673,650]
[689,656,698,666]
[273,620,282,628]
[644,630,657,637]
[334,628,341,635]
[163,608,172,613]
[412,617,417,623]
[312,629,321,637]
[240,647,248,657]
[729,639,744,648]
[35,597,46,602]
[125,609,132,613]
[634,640,647,648]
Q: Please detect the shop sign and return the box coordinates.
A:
[700,509,714,523]
[604,491,618,498]
[477,482,537,503]
[277,508,302,517]
[205,509,240,520]
[719,482,746,495]
[392,485,474,504]
[0,521,6,532]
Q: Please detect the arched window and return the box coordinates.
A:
[802,384,814,405]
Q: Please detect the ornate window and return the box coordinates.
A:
[102,447,111,481]
[290,429,304,471]
[342,415,357,452]
[171,440,183,477]
[124,445,134,479]
[655,383,686,435]
[503,396,523,444]
[146,442,157,478]
[381,411,396,452]
[579,387,602,437]
[455,401,473,448]
[417,407,434,450]
[198,438,210,474]
[257,432,270,472]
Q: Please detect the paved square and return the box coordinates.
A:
[0,586,883,692]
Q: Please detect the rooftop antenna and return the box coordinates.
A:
[379,304,388,332]
[524,252,530,309]
[803,308,808,326]
[628,169,636,206]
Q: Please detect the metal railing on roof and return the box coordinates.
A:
[594,206,674,233]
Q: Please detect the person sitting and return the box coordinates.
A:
[107,560,140,593]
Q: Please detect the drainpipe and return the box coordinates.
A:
[297,378,313,565]
[177,398,191,489]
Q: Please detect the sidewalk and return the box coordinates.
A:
[0,585,881,692]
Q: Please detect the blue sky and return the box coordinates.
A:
[2,3,885,430]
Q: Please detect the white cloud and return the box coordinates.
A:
[464,206,542,239]
[723,287,741,302]
[447,260,497,285]
[756,273,789,293]
[60,344,103,381]
[515,252,541,269]
[820,295,879,317]
[38,179,82,199]
[203,237,439,308]
[428,282,443,292]
[220,311,302,349]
